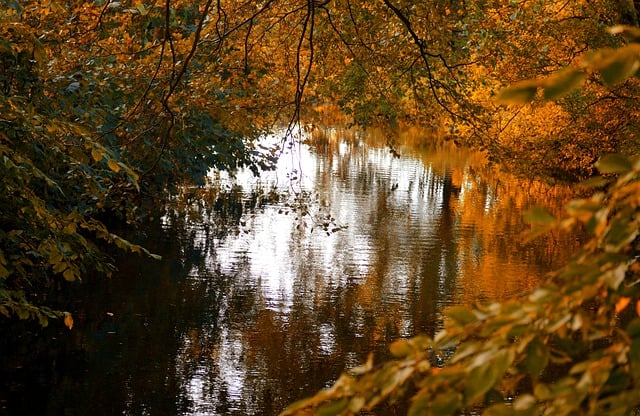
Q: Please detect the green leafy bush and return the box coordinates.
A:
[0,1,272,326]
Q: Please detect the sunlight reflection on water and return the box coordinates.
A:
[206,131,446,315]
[0,131,584,416]
[161,127,578,414]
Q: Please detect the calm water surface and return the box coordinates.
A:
[0,128,581,415]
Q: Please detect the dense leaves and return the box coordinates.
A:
[0,0,277,324]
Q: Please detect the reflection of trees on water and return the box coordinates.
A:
[0,187,266,415]
[0,132,583,416]
[224,136,579,414]
[410,170,460,336]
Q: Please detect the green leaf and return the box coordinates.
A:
[483,403,515,416]
[579,176,609,189]
[604,216,638,252]
[496,81,539,104]
[565,200,605,231]
[450,341,482,364]
[626,318,640,338]
[524,337,549,378]
[596,154,633,174]
[318,398,349,416]
[136,3,149,15]
[542,68,586,100]
[445,306,478,326]
[407,390,430,416]
[377,366,414,397]
[548,313,572,332]
[529,287,554,303]
[523,206,556,225]
[609,25,640,43]
[465,349,515,405]
[628,339,640,381]
[390,339,414,358]
[466,363,494,405]
[431,392,463,415]
[603,263,627,290]
[512,395,537,415]
[593,45,640,86]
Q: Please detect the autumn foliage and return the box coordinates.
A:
[3,0,640,413]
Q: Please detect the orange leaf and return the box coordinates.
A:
[64,314,74,330]
[107,159,121,173]
[91,148,103,162]
[615,297,631,313]
[636,300,640,317]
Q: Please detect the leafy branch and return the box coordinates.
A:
[497,26,640,104]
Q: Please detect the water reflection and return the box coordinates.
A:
[0,128,581,415]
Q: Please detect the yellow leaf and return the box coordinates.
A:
[63,268,76,281]
[63,223,77,235]
[64,314,74,330]
[107,159,121,173]
[615,297,631,313]
[91,148,103,162]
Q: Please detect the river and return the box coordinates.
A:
[0,127,581,415]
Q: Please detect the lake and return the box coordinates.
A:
[0,127,582,415]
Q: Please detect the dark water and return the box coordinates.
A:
[0,128,581,415]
